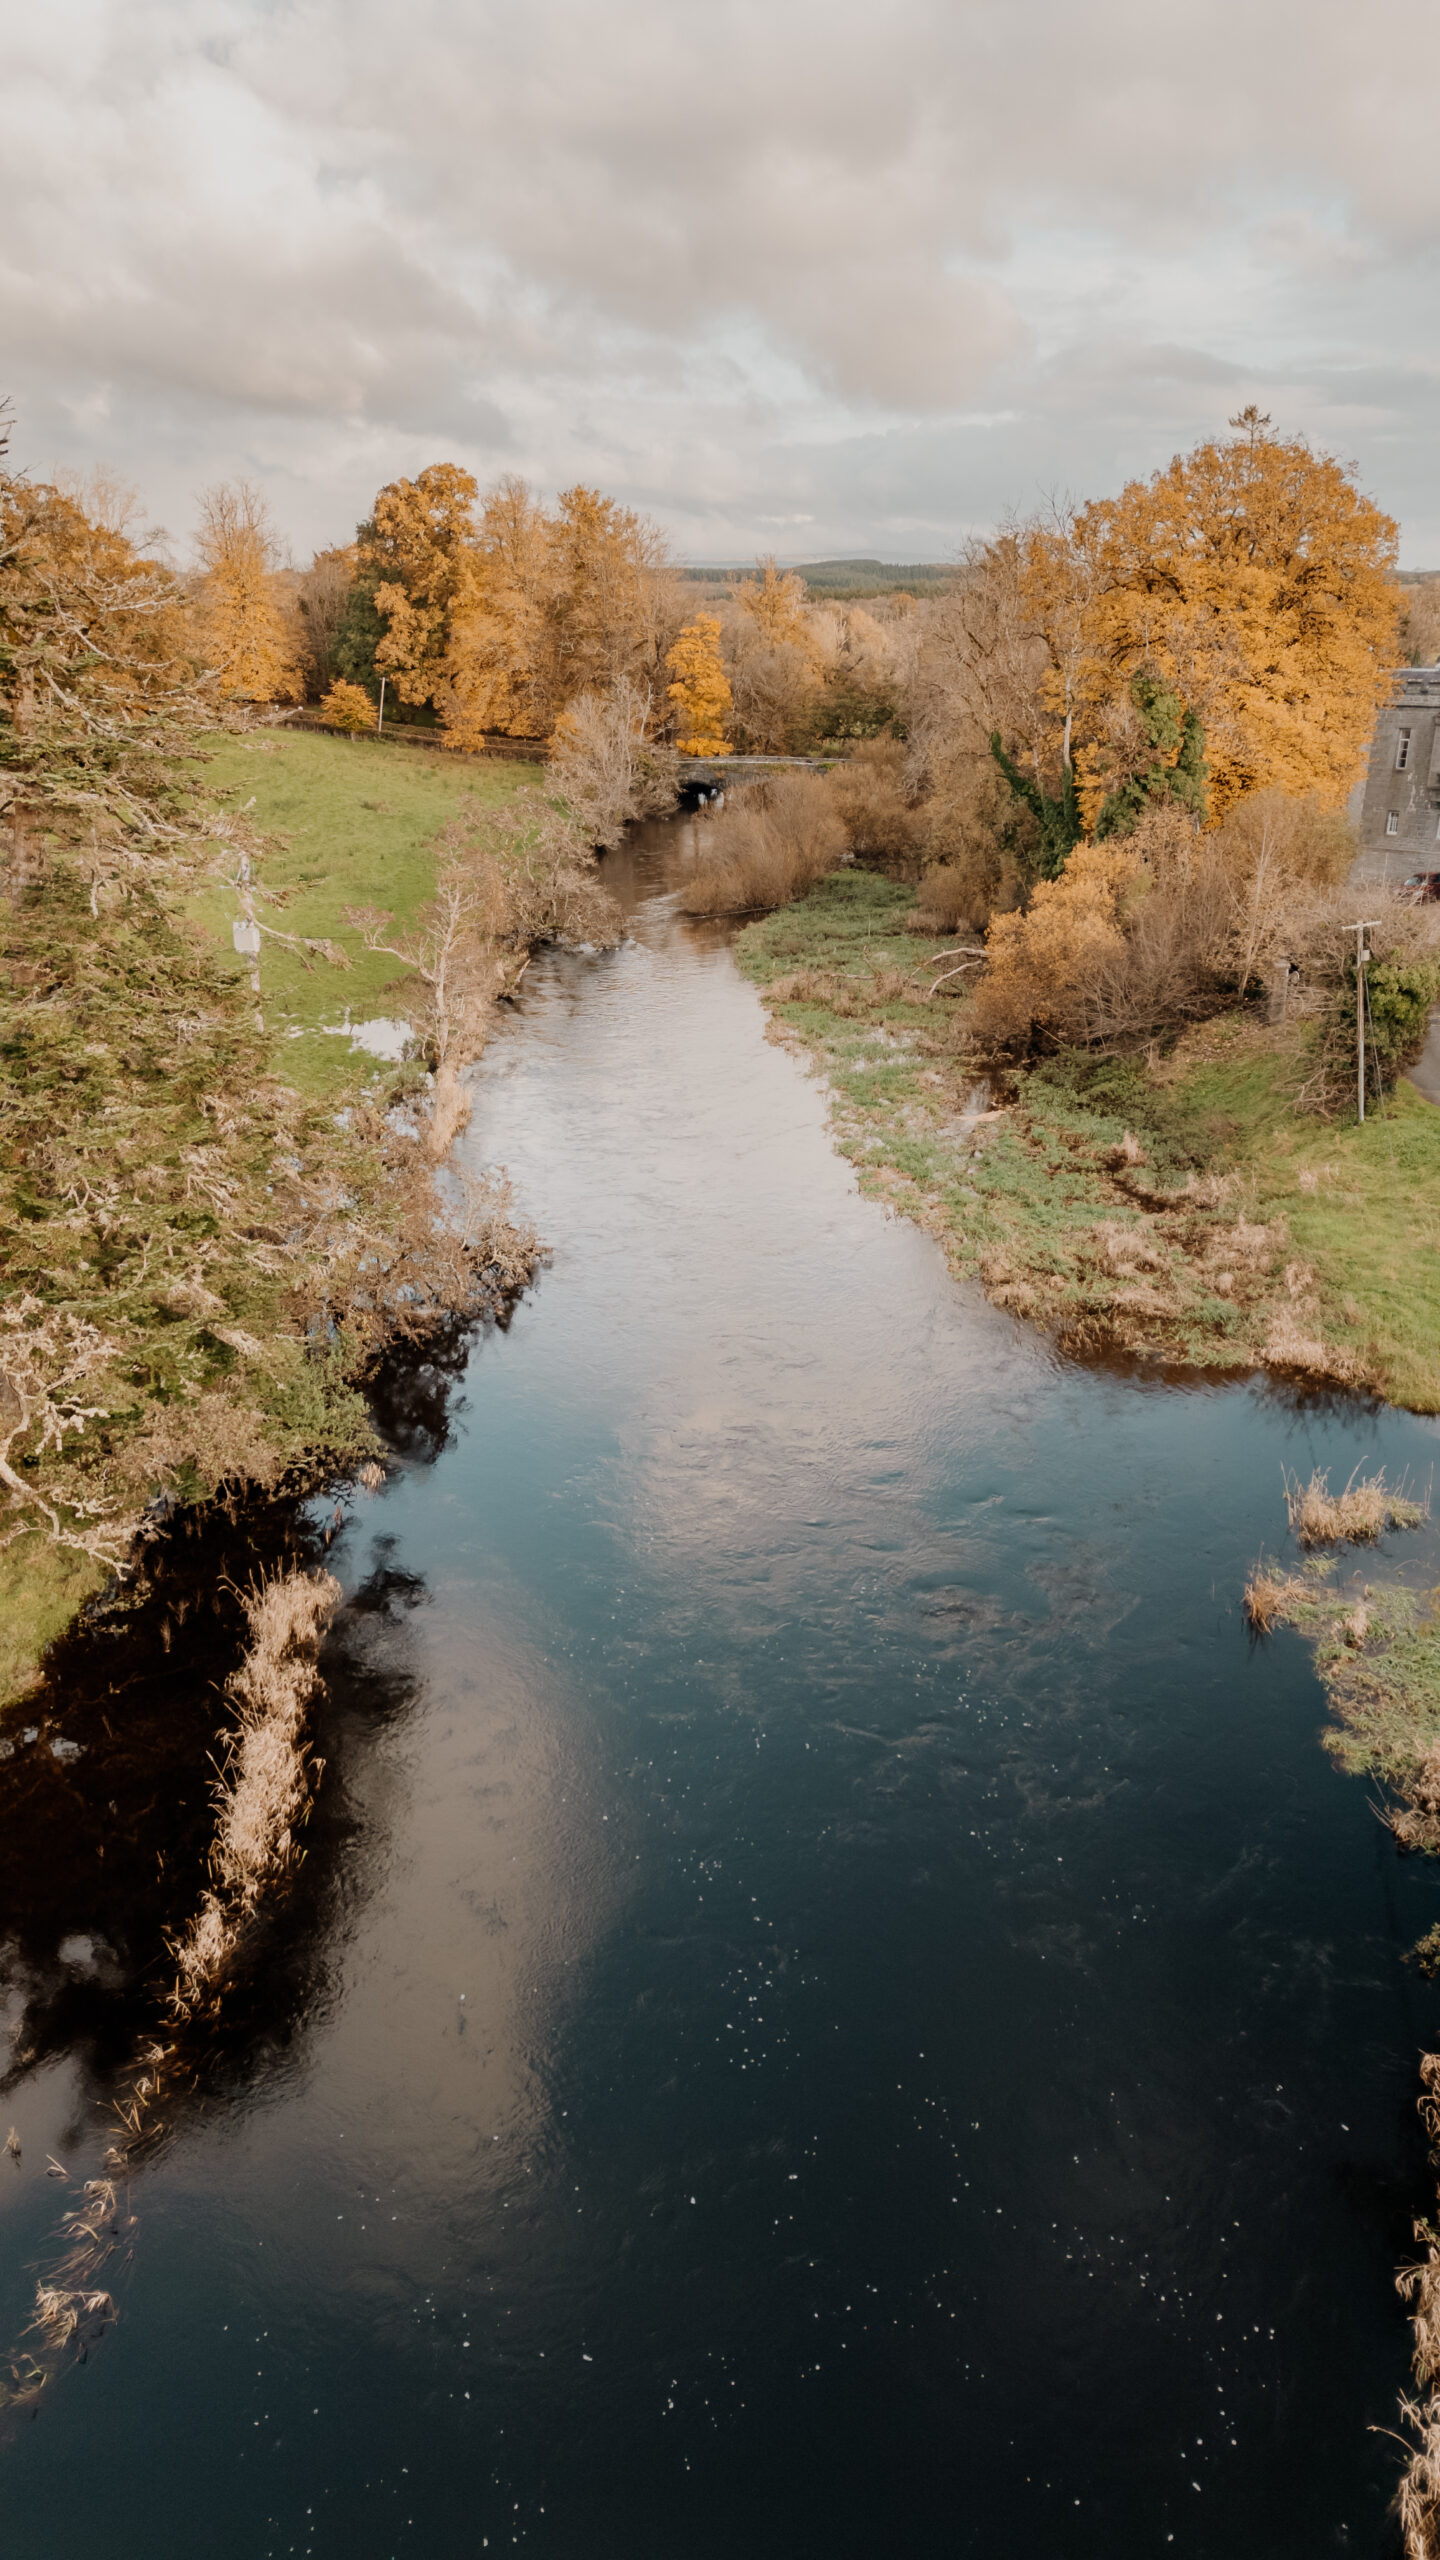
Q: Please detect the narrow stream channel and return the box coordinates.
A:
[3,816,1440,2557]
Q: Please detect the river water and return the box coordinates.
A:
[3,816,1440,2557]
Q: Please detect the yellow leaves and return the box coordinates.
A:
[366,469,676,750]
[318,679,375,737]
[366,463,481,708]
[665,615,733,756]
[194,481,302,705]
[735,558,824,666]
[1015,426,1399,823]
[977,841,1141,1037]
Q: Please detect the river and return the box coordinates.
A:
[2,814,1439,2557]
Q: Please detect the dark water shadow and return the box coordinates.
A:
[0,1303,502,2161]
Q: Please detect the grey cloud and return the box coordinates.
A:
[4,0,1440,561]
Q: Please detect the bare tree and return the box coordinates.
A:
[347,861,505,1157]
[548,677,678,848]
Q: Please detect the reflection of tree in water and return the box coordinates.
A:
[0,1315,489,2422]
[365,1296,521,1466]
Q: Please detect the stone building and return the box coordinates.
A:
[1352,665,1440,885]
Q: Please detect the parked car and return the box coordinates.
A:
[1400,871,1440,904]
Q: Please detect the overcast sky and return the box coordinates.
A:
[5,0,1439,567]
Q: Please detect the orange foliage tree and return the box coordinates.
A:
[364,463,481,712]
[319,678,376,737]
[357,472,679,751]
[666,615,732,754]
[193,481,301,703]
[1012,413,1399,828]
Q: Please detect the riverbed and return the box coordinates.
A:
[2,815,1439,2556]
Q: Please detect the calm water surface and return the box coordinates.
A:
[3,817,1440,2558]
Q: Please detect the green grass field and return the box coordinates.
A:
[1162,1019,1440,1406]
[188,728,543,1096]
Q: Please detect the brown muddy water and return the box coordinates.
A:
[2,814,1440,2558]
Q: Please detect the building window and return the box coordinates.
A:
[1397,730,1414,770]
[1387,811,1400,835]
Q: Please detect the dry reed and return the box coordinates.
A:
[1394,2058,1440,2555]
[0,1569,341,2426]
[168,1568,340,2018]
[1284,1467,1427,1548]
[1242,1562,1313,1633]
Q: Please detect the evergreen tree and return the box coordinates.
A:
[1095,675,1209,838]
[988,731,1082,878]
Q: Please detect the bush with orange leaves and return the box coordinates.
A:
[969,841,1146,1051]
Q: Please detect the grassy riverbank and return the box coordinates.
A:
[1,729,544,1710]
[189,729,543,1094]
[737,872,1440,1409]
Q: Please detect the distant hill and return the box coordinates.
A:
[680,557,954,602]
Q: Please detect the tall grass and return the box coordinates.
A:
[169,1568,340,2018]
[1283,1466,1427,1547]
[677,773,847,916]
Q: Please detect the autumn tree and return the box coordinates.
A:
[193,481,301,702]
[298,544,358,694]
[319,678,375,737]
[666,614,732,754]
[1,466,205,893]
[441,479,681,748]
[735,558,820,655]
[364,463,480,711]
[1015,417,1400,825]
[797,603,902,746]
[440,475,553,742]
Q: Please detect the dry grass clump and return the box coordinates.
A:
[1396,2387,1440,2560]
[1395,2062,1440,2557]
[1284,1467,1427,1547]
[824,738,920,869]
[169,1567,340,2019]
[1090,1219,1165,1276]
[1262,1310,1354,1379]
[678,773,847,916]
[1242,1562,1314,1633]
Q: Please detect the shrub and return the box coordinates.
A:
[319,678,377,737]
[968,841,1145,1050]
[1350,957,1440,1075]
[548,677,678,849]
[677,772,848,916]
[825,737,920,870]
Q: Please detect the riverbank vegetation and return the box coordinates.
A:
[0,442,619,1707]
[706,415,1440,1408]
[1240,1480,1440,2554]
[736,866,1440,1406]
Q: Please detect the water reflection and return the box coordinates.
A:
[3,816,1440,2559]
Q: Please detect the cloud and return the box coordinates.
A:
[4,0,1440,560]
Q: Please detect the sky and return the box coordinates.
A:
[4,0,1440,568]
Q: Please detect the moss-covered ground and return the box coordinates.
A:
[737,870,1440,1409]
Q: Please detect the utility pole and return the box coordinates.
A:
[1347,920,1380,1122]
[233,852,263,1030]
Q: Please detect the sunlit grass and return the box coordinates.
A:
[187,729,543,1097]
[0,1537,105,1711]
